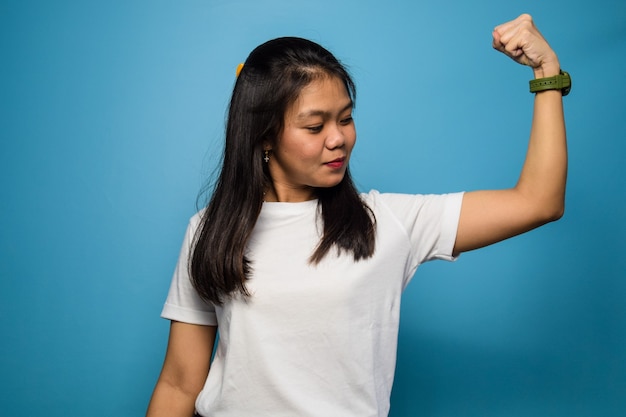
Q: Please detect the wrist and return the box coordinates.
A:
[533,57,560,79]
[529,70,571,96]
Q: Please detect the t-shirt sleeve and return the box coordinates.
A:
[374,190,464,271]
[161,213,218,326]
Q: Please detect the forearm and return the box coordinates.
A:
[146,322,216,417]
[515,68,567,221]
[146,378,198,417]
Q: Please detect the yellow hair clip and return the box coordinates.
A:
[236,63,244,77]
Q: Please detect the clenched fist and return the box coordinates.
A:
[492,14,561,78]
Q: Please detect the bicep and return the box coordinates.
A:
[453,189,557,255]
[159,321,217,395]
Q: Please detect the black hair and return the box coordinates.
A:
[190,37,376,304]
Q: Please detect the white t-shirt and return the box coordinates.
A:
[162,190,464,417]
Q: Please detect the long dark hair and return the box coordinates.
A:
[190,37,376,304]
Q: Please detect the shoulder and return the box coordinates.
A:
[188,208,206,228]
[175,208,207,245]
[360,189,464,219]
[361,189,464,203]
[359,189,434,209]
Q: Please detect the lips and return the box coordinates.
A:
[325,157,346,169]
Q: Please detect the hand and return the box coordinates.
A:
[492,14,560,78]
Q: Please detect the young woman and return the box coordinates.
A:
[147,14,568,417]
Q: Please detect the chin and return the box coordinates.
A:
[315,176,346,189]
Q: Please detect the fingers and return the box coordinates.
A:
[492,16,526,55]
[494,13,533,39]
[491,30,502,51]
[496,15,533,59]
[492,14,555,69]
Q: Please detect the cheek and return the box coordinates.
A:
[282,142,316,160]
[346,128,357,152]
[275,137,320,166]
[284,137,323,159]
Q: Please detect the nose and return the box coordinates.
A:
[325,123,346,149]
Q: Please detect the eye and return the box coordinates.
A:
[340,116,353,125]
[306,125,323,133]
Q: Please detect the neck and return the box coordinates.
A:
[264,184,317,202]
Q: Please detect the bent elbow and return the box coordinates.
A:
[541,201,565,224]
[549,207,565,222]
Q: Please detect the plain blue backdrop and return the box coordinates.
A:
[1,1,625,416]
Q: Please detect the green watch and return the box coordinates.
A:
[529,70,571,96]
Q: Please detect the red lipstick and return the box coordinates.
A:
[325,157,346,169]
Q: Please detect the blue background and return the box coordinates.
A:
[2,1,625,416]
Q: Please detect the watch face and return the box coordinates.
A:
[562,85,571,96]
[561,71,571,96]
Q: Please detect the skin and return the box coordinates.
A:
[146,14,566,417]
[263,75,356,202]
[146,322,216,417]
[453,14,566,253]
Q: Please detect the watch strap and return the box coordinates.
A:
[529,70,571,96]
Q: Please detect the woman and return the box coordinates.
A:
[147,14,568,417]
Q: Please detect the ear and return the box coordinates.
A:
[263,141,272,151]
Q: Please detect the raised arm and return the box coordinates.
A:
[146,321,217,417]
[453,14,567,255]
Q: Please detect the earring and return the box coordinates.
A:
[264,150,270,163]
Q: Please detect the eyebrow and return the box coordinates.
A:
[295,101,353,121]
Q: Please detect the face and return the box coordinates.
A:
[266,75,356,202]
